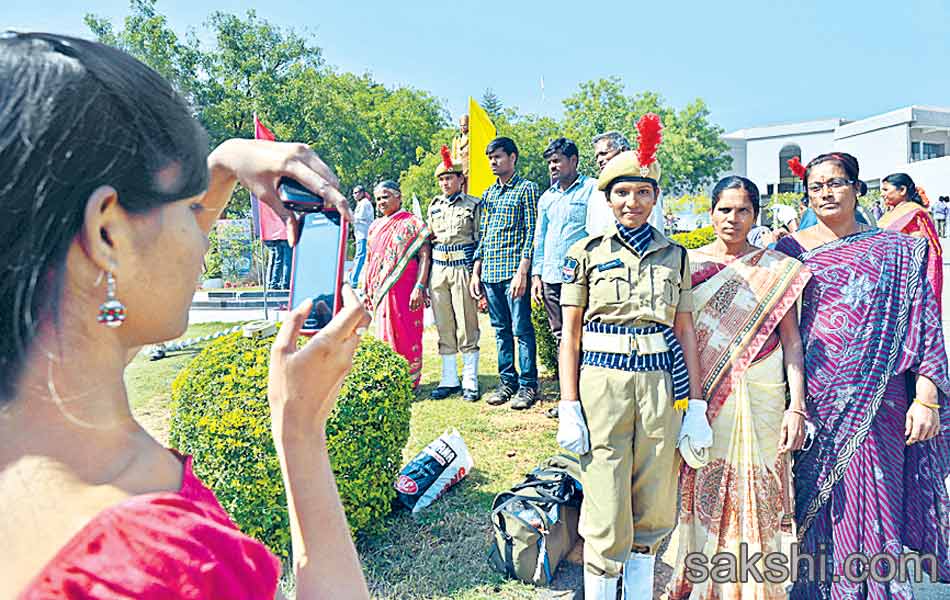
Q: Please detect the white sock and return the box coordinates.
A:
[439,354,460,387]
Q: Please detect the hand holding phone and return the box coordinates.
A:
[278,177,326,213]
[289,210,348,335]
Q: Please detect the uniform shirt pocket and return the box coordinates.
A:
[590,267,632,305]
[429,208,447,238]
[453,206,475,236]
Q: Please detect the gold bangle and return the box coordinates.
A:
[785,408,808,419]
[914,397,940,410]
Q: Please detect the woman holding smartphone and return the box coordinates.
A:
[1,32,370,599]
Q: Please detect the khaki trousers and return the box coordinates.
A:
[430,263,480,354]
[578,365,682,578]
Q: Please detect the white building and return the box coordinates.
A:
[723,105,950,200]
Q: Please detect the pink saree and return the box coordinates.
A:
[362,210,430,387]
[878,201,944,312]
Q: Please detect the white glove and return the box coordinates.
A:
[678,399,713,449]
[557,401,590,455]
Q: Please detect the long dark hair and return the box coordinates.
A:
[711,175,760,218]
[0,33,209,403]
[883,173,923,206]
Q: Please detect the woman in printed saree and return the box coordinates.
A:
[665,176,811,600]
[775,153,950,600]
[360,180,431,387]
[879,172,943,311]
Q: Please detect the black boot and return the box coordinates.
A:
[430,385,462,400]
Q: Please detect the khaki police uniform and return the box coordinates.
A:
[428,193,481,354]
[560,223,692,578]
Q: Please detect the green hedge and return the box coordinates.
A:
[531,300,558,376]
[169,333,413,559]
[670,226,716,249]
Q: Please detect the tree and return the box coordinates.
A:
[496,114,561,190]
[84,0,203,101]
[85,1,447,217]
[562,77,731,194]
[480,88,504,121]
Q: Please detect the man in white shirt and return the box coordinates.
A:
[349,185,375,287]
[589,131,665,234]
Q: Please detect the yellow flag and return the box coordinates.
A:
[467,97,497,198]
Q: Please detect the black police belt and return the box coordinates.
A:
[432,243,476,267]
[581,321,689,402]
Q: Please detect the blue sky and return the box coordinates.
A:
[6,0,949,132]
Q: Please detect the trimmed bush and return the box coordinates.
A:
[671,226,717,250]
[169,333,412,559]
[531,300,558,376]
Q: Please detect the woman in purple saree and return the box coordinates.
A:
[775,152,950,599]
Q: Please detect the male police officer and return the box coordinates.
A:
[428,148,482,401]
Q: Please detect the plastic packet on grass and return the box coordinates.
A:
[394,428,474,513]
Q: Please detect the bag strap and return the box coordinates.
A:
[505,487,565,506]
[492,504,517,578]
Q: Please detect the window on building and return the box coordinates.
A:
[778,144,803,194]
[911,141,946,161]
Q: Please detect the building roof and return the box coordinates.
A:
[723,118,845,141]
[725,106,950,142]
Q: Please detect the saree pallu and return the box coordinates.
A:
[665,249,811,600]
[879,202,943,313]
[363,210,429,387]
[775,230,950,600]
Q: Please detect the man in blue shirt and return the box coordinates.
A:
[470,137,541,409]
[531,138,598,346]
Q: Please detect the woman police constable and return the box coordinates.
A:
[555,114,712,599]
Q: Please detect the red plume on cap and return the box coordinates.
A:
[440,145,454,170]
[787,156,807,180]
[636,113,663,169]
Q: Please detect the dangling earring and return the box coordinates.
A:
[97,271,126,328]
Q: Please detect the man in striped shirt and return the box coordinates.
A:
[469,137,540,409]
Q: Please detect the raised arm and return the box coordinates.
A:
[202,138,370,598]
[198,139,353,235]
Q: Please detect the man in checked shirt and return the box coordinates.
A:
[469,137,541,409]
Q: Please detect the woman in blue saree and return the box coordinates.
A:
[775,152,950,599]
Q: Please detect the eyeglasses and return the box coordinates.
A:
[807,178,854,195]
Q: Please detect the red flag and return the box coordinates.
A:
[254,113,276,142]
[253,114,285,240]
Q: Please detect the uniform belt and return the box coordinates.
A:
[433,243,475,267]
[581,321,689,403]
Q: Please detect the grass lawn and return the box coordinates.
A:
[126,314,581,599]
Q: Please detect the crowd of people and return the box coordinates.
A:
[334,108,950,598]
[4,32,950,600]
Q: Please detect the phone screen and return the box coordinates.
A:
[289,211,346,333]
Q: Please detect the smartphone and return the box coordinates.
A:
[288,209,348,335]
[278,177,325,213]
